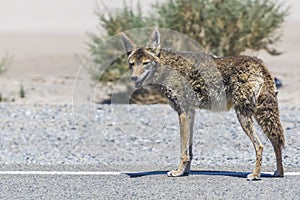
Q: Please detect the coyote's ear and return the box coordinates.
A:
[146,28,160,56]
[121,33,137,55]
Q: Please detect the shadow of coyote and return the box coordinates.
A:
[121,28,285,180]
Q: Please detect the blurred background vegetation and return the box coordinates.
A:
[87,0,289,103]
[0,53,12,75]
[0,53,13,102]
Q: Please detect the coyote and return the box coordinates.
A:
[121,28,285,180]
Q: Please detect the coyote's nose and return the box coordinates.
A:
[131,76,138,81]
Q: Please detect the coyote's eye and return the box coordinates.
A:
[143,61,151,66]
[128,62,134,69]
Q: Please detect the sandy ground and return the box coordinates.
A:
[0,33,88,104]
[0,17,299,106]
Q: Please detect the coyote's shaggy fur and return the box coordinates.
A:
[121,28,285,180]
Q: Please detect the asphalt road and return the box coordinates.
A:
[1,167,300,199]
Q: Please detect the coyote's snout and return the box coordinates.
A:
[121,28,285,180]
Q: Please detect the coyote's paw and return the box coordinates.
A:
[167,169,187,177]
[273,170,284,177]
[247,173,261,181]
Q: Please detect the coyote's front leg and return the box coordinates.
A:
[168,110,195,177]
[236,109,263,180]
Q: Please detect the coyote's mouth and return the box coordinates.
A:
[134,70,151,88]
[134,81,142,88]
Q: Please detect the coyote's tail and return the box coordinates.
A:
[255,73,285,147]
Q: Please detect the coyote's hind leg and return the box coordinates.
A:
[255,93,285,177]
[256,109,284,177]
[236,109,263,180]
[168,110,195,177]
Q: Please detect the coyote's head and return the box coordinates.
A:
[121,29,161,88]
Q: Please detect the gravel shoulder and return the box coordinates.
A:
[1,103,299,169]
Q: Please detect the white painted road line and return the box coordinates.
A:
[0,171,122,175]
[264,172,300,176]
[0,171,299,176]
[262,172,300,176]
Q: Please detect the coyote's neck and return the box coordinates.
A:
[158,49,215,74]
[159,49,196,71]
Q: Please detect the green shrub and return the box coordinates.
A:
[154,0,289,56]
[88,0,289,82]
